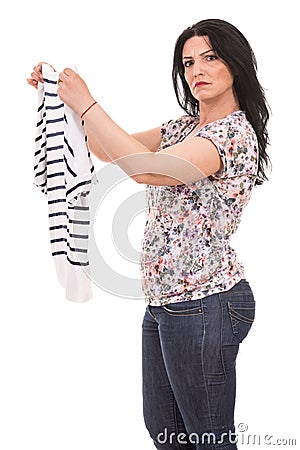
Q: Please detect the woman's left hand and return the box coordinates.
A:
[57,68,95,116]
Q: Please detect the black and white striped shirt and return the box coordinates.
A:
[34,64,97,302]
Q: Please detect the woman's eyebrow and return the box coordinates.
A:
[182,49,214,60]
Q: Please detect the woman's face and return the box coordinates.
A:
[182,35,235,105]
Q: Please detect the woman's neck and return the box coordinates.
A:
[198,97,240,128]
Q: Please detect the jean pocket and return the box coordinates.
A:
[227,299,255,343]
[162,300,203,317]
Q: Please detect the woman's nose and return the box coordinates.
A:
[193,57,204,77]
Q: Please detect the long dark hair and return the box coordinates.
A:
[172,19,270,185]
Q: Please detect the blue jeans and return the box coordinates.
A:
[142,279,255,450]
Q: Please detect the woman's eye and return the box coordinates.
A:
[184,60,194,68]
[205,54,218,61]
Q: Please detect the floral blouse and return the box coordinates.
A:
[140,111,258,306]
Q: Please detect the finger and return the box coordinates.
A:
[32,66,44,83]
[63,67,75,77]
[58,71,69,83]
[31,71,42,83]
[27,78,38,90]
[34,61,56,82]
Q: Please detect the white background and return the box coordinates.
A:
[1,0,299,448]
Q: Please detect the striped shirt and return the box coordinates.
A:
[34,64,97,302]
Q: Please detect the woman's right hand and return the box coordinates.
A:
[26,62,55,89]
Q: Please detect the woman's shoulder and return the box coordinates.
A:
[227,110,256,136]
[197,111,257,149]
[203,110,255,137]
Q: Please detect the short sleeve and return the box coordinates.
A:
[195,112,258,179]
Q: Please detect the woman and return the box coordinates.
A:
[28,19,270,450]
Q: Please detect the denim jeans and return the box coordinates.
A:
[142,279,255,450]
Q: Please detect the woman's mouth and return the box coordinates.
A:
[195,81,210,88]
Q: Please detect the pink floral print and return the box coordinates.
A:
[140,111,258,306]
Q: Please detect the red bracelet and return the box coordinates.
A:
[81,101,97,118]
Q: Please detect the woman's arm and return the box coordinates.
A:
[57,68,222,186]
[86,126,162,162]
[27,62,162,163]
